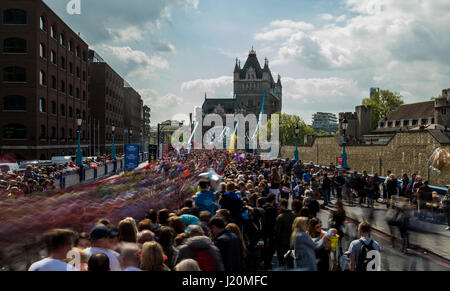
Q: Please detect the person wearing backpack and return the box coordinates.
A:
[348,222,381,271]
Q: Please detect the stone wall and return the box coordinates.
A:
[281,131,450,187]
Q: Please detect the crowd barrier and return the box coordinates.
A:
[57,153,148,190]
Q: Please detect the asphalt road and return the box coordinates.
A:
[317,210,450,271]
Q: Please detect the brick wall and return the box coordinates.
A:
[281,131,450,187]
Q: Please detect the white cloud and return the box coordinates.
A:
[319,14,334,21]
[181,76,233,98]
[254,0,450,106]
[108,26,144,42]
[95,45,169,80]
[254,20,315,42]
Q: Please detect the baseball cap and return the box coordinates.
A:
[90,225,118,240]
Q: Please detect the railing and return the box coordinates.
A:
[57,152,149,190]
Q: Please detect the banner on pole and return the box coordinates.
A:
[125,144,139,171]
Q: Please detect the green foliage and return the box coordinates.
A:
[259,113,316,147]
[362,90,404,128]
[430,95,443,101]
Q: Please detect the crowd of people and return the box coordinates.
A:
[0,155,123,199]
[23,151,404,271]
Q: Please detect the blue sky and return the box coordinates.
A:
[44,0,450,124]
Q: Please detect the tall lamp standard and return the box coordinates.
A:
[76,114,83,167]
[294,124,299,161]
[111,123,116,160]
[129,129,133,144]
[340,117,350,170]
[140,131,143,154]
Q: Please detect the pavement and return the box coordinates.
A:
[322,197,450,261]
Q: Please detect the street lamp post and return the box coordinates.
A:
[111,123,116,160]
[340,117,350,170]
[294,124,299,161]
[76,115,83,167]
[129,129,133,144]
[140,131,143,154]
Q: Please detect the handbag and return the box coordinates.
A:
[284,249,296,269]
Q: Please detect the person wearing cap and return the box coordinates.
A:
[194,178,219,216]
[83,225,122,271]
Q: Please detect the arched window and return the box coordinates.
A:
[60,33,65,46]
[3,95,26,111]
[39,98,46,113]
[51,75,56,89]
[3,9,27,25]
[40,16,46,31]
[39,70,46,86]
[50,25,56,39]
[76,46,80,57]
[40,43,46,58]
[51,101,56,114]
[51,126,56,139]
[3,38,26,53]
[68,40,73,52]
[60,56,65,69]
[60,80,65,93]
[3,66,26,82]
[3,124,26,139]
[50,50,56,64]
[40,125,46,139]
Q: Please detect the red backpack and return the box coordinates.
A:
[190,247,216,271]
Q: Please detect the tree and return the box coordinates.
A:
[430,95,443,101]
[259,113,315,147]
[362,90,404,128]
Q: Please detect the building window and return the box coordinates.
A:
[3,9,27,25]
[76,66,80,78]
[68,40,73,52]
[39,70,46,86]
[51,75,56,89]
[60,128,65,139]
[51,126,56,139]
[40,16,46,31]
[412,120,418,126]
[69,62,73,74]
[403,120,408,126]
[60,56,65,69]
[442,108,447,115]
[76,109,80,118]
[83,51,87,62]
[379,122,384,128]
[3,124,26,139]
[82,91,86,101]
[3,38,26,53]
[388,121,393,127]
[69,106,73,117]
[50,50,57,64]
[40,125,46,139]
[40,98,46,113]
[82,71,86,81]
[51,25,56,39]
[69,128,73,139]
[3,95,26,111]
[60,104,65,116]
[76,88,80,99]
[395,121,401,127]
[3,66,26,82]
[60,80,65,93]
[40,43,46,58]
[422,119,428,125]
[76,46,80,57]
[60,33,65,46]
[69,84,73,96]
[51,101,56,114]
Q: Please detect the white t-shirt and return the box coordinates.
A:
[84,247,122,271]
[28,258,78,271]
[123,266,141,271]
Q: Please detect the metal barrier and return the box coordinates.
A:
[55,155,145,190]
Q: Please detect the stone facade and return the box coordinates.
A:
[281,131,450,187]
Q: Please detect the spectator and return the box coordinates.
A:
[218,182,244,226]
[140,241,170,271]
[83,225,122,271]
[118,218,138,243]
[168,216,186,235]
[88,253,110,271]
[157,226,178,269]
[28,229,78,271]
[274,199,296,267]
[194,178,219,216]
[157,209,170,226]
[118,243,141,271]
[291,217,324,271]
[174,259,201,271]
[242,207,264,271]
[75,232,90,249]
[208,216,243,272]
[348,222,381,271]
[262,193,277,270]
[137,230,155,246]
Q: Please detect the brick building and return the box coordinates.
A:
[123,84,143,148]
[0,0,89,160]
[88,50,125,156]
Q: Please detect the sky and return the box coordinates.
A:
[44,0,450,124]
